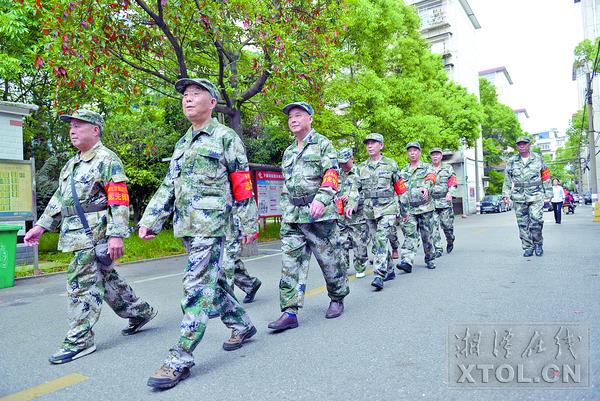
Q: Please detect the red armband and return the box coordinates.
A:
[105,182,130,206]
[447,175,457,187]
[540,167,550,182]
[335,198,345,214]
[230,171,253,201]
[394,178,407,195]
[424,173,436,183]
[321,169,339,190]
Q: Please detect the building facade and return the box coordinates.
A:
[407,0,483,214]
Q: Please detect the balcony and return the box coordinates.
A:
[418,5,449,30]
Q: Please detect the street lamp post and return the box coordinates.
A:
[585,72,600,222]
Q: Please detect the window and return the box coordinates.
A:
[536,131,550,139]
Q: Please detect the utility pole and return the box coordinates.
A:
[585,72,600,222]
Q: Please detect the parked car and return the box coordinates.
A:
[480,195,508,213]
[583,192,592,205]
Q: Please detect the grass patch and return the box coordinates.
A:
[17,220,281,277]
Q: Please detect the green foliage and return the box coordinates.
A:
[486,170,504,195]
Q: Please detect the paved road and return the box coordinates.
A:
[1,206,599,400]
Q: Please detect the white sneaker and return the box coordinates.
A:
[355,272,366,278]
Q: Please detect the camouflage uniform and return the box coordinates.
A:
[399,158,437,267]
[502,150,552,252]
[224,211,261,295]
[349,144,402,279]
[431,162,458,254]
[139,117,258,369]
[337,148,369,274]
[37,136,153,352]
[279,129,349,313]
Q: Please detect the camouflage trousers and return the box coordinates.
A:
[279,221,349,313]
[164,236,253,369]
[513,201,544,250]
[64,244,153,350]
[224,235,260,295]
[400,211,436,266]
[366,215,397,278]
[338,221,369,274]
[432,207,455,253]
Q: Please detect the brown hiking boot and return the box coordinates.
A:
[222,326,257,351]
[147,364,190,390]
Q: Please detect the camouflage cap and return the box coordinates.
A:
[337,147,354,163]
[59,109,104,129]
[282,102,314,116]
[406,141,421,150]
[516,136,531,144]
[363,133,384,144]
[175,78,220,99]
[430,147,443,155]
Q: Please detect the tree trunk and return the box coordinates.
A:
[230,108,243,137]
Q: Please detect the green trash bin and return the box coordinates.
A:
[0,224,22,289]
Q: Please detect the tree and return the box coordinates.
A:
[37,0,344,135]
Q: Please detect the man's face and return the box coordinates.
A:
[287,107,312,135]
[516,141,530,155]
[182,85,216,121]
[340,158,353,172]
[407,147,421,162]
[431,152,442,165]
[365,140,383,157]
[69,119,100,151]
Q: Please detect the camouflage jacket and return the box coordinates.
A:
[139,118,258,238]
[338,164,365,225]
[280,129,339,223]
[399,161,436,215]
[348,155,400,220]
[431,163,458,209]
[36,141,130,252]
[502,152,552,203]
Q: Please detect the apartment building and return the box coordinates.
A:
[406,0,483,214]
[532,128,566,160]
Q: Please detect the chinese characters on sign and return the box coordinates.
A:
[255,170,284,218]
[448,324,589,388]
[0,160,34,219]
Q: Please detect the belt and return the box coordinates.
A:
[514,180,542,188]
[290,194,316,206]
[363,189,394,199]
[432,192,447,199]
[409,199,428,207]
[62,203,107,217]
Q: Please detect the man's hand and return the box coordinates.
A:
[138,226,156,240]
[24,225,45,246]
[345,207,354,219]
[339,194,348,203]
[502,196,510,204]
[445,193,453,202]
[242,232,259,245]
[402,215,409,223]
[309,199,325,219]
[108,237,124,260]
[419,187,429,201]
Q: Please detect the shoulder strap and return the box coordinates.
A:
[70,176,94,241]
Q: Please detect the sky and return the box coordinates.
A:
[468,0,583,135]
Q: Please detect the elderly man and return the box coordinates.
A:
[24,109,156,364]
[398,142,437,271]
[346,133,405,290]
[268,102,349,331]
[336,147,369,278]
[429,148,458,256]
[502,136,552,257]
[139,78,259,389]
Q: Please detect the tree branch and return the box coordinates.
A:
[109,49,174,84]
[239,52,271,103]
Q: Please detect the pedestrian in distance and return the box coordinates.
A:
[138,78,259,390]
[501,136,553,257]
[398,142,438,271]
[551,178,565,224]
[268,102,349,332]
[23,109,157,365]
